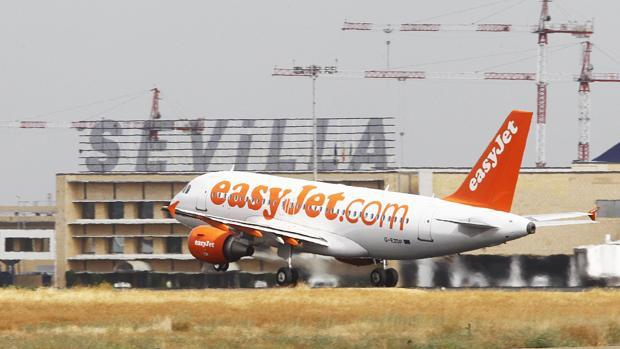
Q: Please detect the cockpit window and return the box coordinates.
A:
[183,185,192,194]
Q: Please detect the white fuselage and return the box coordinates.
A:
[173,171,532,260]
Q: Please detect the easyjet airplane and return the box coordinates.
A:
[165,110,596,287]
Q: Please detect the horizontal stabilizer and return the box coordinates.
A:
[435,217,498,229]
[534,219,596,227]
[525,212,592,222]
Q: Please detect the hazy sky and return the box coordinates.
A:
[1,1,619,203]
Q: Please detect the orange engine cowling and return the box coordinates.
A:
[187,225,254,264]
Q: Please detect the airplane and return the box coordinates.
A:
[165,110,596,287]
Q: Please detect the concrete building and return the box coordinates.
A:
[52,164,620,287]
[0,205,56,286]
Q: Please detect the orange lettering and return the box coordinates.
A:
[228,183,249,208]
[325,192,345,220]
[248,185,267,210]
[345,198,365,223]
[361,200,382,225]
[381,203,409,231]
[210,180,231,205]
[287,185,316,215]
[263,187,291,220]
[304,193,325,218]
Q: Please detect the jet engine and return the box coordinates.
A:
[187,225,254,264]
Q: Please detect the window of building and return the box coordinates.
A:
[21,238,32,252]
[140,237,154,254]
[82,237,96,254]
[5,238,33,252]
[4,238,14,252]
[596,200,620,218]
[81,202,95,219]
[109,237,124,254]
[32,238,50,252]
[165,237,182,254]
[22,238,34,252]
[137,202,154,219]
[108,202,124,219]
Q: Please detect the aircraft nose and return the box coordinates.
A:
[167,199,180,218]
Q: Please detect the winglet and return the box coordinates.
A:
[168,200,180,218]
[588,207,598,221]
[444,110,533,212]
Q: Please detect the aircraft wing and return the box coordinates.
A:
[171,206,330,246]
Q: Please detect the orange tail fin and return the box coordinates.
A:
[444,110,533,212]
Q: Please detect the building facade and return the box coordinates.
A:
[0,205,55,286]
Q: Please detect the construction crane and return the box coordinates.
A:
[576,41,620,162]
[343,0,593,167]
[363,41,620,164]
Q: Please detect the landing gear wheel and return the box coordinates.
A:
[276,267,298,286]
[370,268,386,287]
[384,268,399,287]
[291,268,299,284]
[214,263,229,272]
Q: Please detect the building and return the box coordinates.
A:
[53,164,620,287]
[0,204,55,286]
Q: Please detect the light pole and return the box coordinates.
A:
[384,24,393,69]
[310,65,319,181]
[272,64,338,181]
[399,131,405,169]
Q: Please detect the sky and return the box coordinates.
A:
[1,0,619,203]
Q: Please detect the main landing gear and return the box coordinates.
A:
[370,260,398,287]
[276,267,299,286]
[276,246,299,287]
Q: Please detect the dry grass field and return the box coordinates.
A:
[0,287,619,349]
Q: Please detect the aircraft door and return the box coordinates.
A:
[417,207,435,242]
[195,190,208,211]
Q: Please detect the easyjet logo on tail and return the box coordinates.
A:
[469,120,518,191]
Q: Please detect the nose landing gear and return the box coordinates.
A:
[370,260,398,287]
[214,263,229,272]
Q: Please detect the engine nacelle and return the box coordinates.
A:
[188,225,254,264]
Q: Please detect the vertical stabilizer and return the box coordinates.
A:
[444,110,533,212]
